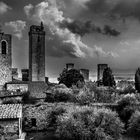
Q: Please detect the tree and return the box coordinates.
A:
[135,68,140,92]
[58,68,84,88]
[102,67,116,87]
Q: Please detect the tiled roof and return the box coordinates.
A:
[0,104,22,119]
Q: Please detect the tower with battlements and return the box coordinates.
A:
[29,22,45,82]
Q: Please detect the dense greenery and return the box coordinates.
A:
[116,94,138,128]
[44,80,140,139]
[102,67,116,87]
[127,111,140,137]
[56,107,124,140]
[58,68,84,88]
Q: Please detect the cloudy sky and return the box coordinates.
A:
[1,0,140,82]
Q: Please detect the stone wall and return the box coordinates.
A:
[28,82,47,98]
[0,120,19,140]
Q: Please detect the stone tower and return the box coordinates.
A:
[80,69,89,81]
[29,22,45,82]
[97,64,108,81]
[0,32,12,89]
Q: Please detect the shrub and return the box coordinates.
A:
[75,87,95,105]
[47,106,67,128]
[94,87,115,103]
[127,111,140,137]
[56,107,124,140]
[116,94,138,128]
[45,84,76,103]
[118,85,136,95]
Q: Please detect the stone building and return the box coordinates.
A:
[0,104,22,140]
[0,32,12,89]
[97,64,108,81]
[29,22,45,82]
[80,69,89,81]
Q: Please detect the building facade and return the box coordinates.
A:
[29,22,45,82]
[0,32,12,89]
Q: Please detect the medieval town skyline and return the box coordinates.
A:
[1,0,140,82]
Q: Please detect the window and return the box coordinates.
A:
[1,41,7,54]
[31,118,36,127]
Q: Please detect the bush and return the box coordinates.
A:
[118,85,136,95]
[127,111,140,137]
[56,107,124,140]
[47,106,67,128]
[45,84,76,103]
[116,94,138,128]
[75,87,95,105]
[94,87,116,103]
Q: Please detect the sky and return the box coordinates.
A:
[1,0,140,82]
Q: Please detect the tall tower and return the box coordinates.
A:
[29,22,45,82]
[97,64,108,81]
[80,69,89,81]
[0,32,12,88]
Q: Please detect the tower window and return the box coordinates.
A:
[1,41,7,54]
[31,118,36,127]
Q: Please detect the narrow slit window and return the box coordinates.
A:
[31,118,36,127]
[1,41,7,54]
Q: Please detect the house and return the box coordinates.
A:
[0,104,23,140]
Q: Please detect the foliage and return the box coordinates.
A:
[45,84,76,103]
[22,91,37,104]
[127,111,140,137]
[56,107,124,140]
[75,86,95,105]
[116,80,135,94]
[45,82,119,104]
[118,85,136,95]
[116,94,138,128]
[135,68,140,92]
[102,67,116,87]
[47,106,67,128]
[58,68,84,88]
[94,87,116,103]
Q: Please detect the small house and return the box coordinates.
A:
[0,104,23,140]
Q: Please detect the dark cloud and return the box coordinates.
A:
[60,20,120,37]
[85,0,140,20]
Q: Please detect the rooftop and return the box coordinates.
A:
[0,104,22,119]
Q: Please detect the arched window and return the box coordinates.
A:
[1,41,7,54]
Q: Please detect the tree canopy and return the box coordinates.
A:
[102,67,116,87]
[58,68,84,88]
